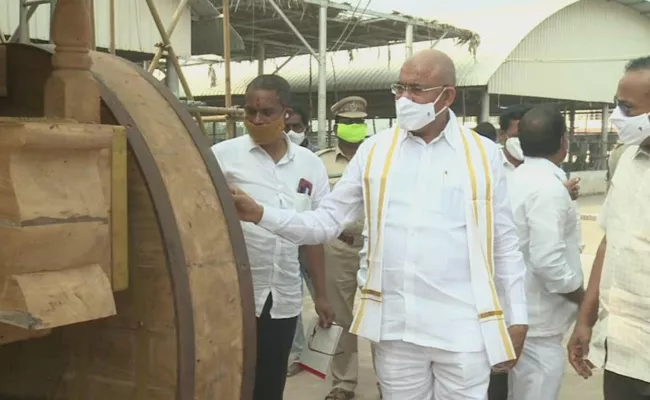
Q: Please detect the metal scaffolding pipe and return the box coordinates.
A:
[186,105,244,116]
[272,50,300,75]
[405,23,413,57]
[317,0,327,149]
[266,0,319,59]
[257,41,265,75]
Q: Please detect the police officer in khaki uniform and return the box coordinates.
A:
[319,96,378,400]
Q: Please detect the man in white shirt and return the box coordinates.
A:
[230,49,528,400]
[211,75,334,400]
[508,106,585,400]
[567,55,650,400]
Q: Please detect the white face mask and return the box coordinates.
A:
[504,137,524,162]
[395,90,448,132]
[286,130,306,145]
[610,106,650,145]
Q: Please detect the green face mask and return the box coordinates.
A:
[337,123,367,143]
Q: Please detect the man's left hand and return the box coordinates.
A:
[491,324,528,373]
[314,296,335,328]
[564,178,581,200]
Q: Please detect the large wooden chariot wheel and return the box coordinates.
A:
[0,42,255,400]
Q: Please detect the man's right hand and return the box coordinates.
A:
[564,177,581,200]
[230,186,263,223]
[567,323,596,379]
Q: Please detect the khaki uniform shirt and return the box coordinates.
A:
[595,145,650,384]
[317,146,365,257]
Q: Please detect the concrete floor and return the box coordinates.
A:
[285,194,607,400]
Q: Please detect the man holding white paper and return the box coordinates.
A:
[231,49,528,400]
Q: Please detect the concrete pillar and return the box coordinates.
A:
[601,104,610,162]
[405,24,413,57]
[479,89,490,122]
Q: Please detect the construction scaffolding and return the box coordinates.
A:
[9,0,246,138]
[215,0,479,147]
[9,0,479,145]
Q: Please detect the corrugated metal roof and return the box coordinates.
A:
[185,0,580,96]
[189,0,245,55]
[217,0,479,61]
[0,0,194,57]
[185,0,650,98]
[613,0,650,16]
[184,39,482,97]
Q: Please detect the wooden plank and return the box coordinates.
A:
[111,126,128,291]
[0,264,116,330]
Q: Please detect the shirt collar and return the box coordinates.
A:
[634,145,650,159]
[397,109,461,150]
[245,133,296,162]
[524,157,567,181]
[335,145,352,161]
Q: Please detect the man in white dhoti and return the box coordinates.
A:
[231,49,529,400]
[507,106,584,400]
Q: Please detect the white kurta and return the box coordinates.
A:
[507,157,584,400]
[258,111,527,367]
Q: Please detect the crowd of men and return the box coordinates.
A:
[213,48,650,400]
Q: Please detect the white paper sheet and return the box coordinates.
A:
[299,317,344,379]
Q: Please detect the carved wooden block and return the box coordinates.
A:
[0,120,126,333]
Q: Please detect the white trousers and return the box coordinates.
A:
[374,340,491,400]
[508,334,565,400]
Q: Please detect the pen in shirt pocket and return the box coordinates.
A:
[297,178,313,195]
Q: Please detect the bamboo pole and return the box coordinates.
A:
[87,0,95,49]
[199,115,245,122]
[145,0,207,135]
[200,116,228,122]
[109,0,115,54]
[147,0,190,73]
[223,0,234,139]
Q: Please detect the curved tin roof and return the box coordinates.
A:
[185,0,648,97]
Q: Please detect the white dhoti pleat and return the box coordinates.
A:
[374,340,491,400]
[508,334,565,400]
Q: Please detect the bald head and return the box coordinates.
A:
[519,105,566,158]
[402,49,456,86]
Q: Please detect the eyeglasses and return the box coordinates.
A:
[390,83,447,96]
[307,323,344,357]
